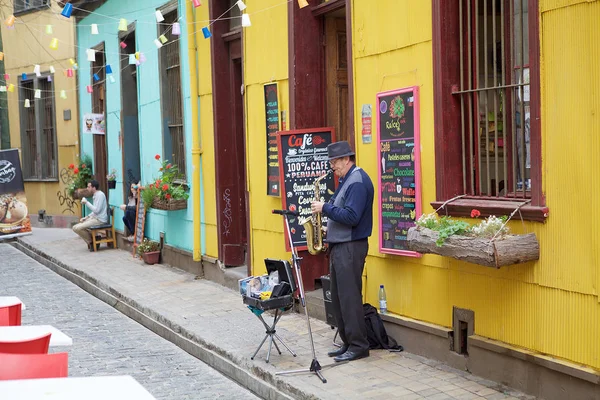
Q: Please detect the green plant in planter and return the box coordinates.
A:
[136,238,160,255]
[66,154,94,197]
[416,209,508,247]
[140,155,189,206]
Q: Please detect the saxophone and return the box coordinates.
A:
[300,170,331,255]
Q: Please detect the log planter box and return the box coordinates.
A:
[151,198,187,211]
[407,226,540,268]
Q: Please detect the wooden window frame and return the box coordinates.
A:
[157,2,187,182]
[18,73,58,182]
[431,0,547,222]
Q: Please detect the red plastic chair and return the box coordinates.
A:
[0,303,22,326]
[0,333,51,354]
[0,352,68,380]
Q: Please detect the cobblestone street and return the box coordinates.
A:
[0,244,259,400]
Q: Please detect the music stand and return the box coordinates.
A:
[272,209,347,384]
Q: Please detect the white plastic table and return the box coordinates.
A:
[0,325,72,346]
[0,376,156,399]
[0,296,26,310]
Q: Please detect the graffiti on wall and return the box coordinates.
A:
[56,167,79,214]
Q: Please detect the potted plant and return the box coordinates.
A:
[107,169,117,189]
[407,209,539,268]
[137,238,161,265]
[140,154,189,211]
[66,154,94,199]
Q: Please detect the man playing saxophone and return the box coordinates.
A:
[310,141,374,362]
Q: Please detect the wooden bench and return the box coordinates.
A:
[88,207,117,252]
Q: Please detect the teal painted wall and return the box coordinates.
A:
[76,0,195,251]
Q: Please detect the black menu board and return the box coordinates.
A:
[377,87,422,256]
[277,128,336,251]
[132,194,146,257]
[265,83,280,196]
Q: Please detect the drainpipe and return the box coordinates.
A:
[188,0,204,260]
[0,27,10,150]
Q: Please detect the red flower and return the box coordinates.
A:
[162,184,169,191]
[68,163,74,169]
[155,154,160,160]
[165,194,171,200]
[470,209,481,218]
[166,164,172,169]
[148,183,154,189]
[73,168,79,174]
[159,167,163,171]
[155,180,161,186]
[81,164,86,169]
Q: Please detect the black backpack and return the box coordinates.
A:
[363,303,404,351]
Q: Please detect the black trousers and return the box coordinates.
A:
[329,239,369,353]
[123,207,136,235]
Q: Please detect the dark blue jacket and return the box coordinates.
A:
[323,165,374,243]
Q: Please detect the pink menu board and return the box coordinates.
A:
[376,87,422,257]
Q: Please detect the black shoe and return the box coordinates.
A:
[334,349,369,362]
[327,345,348,357]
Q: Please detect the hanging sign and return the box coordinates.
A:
[264,83,280,196]
[83,113,105,135]
[0,149,32,240]
[277,127,336,251]
[377,87,422,257]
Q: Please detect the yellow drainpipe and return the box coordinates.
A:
[188,0,202,261]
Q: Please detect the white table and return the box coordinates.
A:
[0,325,72,346]
[0,375,156,399]
[0,296,26,310]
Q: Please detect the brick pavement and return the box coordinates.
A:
[0,243,259,400]
[11,228,535,400]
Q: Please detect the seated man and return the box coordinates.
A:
[72,180,108,251]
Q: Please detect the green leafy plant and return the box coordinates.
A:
[415,209,509,246]
[66,154,94,197]
[140,154,189,206]
[136,238,160,255]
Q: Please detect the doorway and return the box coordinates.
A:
[324,13,349,143]
[209,0,249,270]
[119,27,141,199]
[91,44,108,194]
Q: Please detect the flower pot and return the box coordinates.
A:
[72,188,93,199]
[107,180,116,189]
[406,226,540,268]
[141,251,160,265]
[151,198,187,211]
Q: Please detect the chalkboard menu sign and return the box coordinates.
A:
[265,83,281,196]
[377,87,422,256]
[277,127,336,251]
[132,194,146,257]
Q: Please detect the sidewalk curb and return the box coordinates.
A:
[13,240,315,400]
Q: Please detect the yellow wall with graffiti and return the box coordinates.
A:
[352,0,600,371]
[0,3,80,220]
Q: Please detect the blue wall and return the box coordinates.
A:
[77,0,195,251]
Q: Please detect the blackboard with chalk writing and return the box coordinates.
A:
[132,193,146,257]
[376,87,422,257]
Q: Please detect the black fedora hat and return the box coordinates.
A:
[327,141,355,160]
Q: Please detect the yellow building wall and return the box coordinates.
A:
[243,0,290,275]
[1,4,79,218]
[352,0,600,371]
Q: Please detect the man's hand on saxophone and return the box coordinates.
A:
[310,200,325,214]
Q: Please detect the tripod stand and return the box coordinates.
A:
[272,209,347,384]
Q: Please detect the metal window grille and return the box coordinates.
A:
[39,78,57,179]
[160,10,186,178]
[454,0,531,198]
[14,0,48,14]
[20,80,37,179]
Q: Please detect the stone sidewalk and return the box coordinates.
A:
[12,228,534,400]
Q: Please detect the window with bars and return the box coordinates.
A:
[14,0,49,14]
[159,8,186,180]
[432,0,545,221]
[18,75,57,180]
